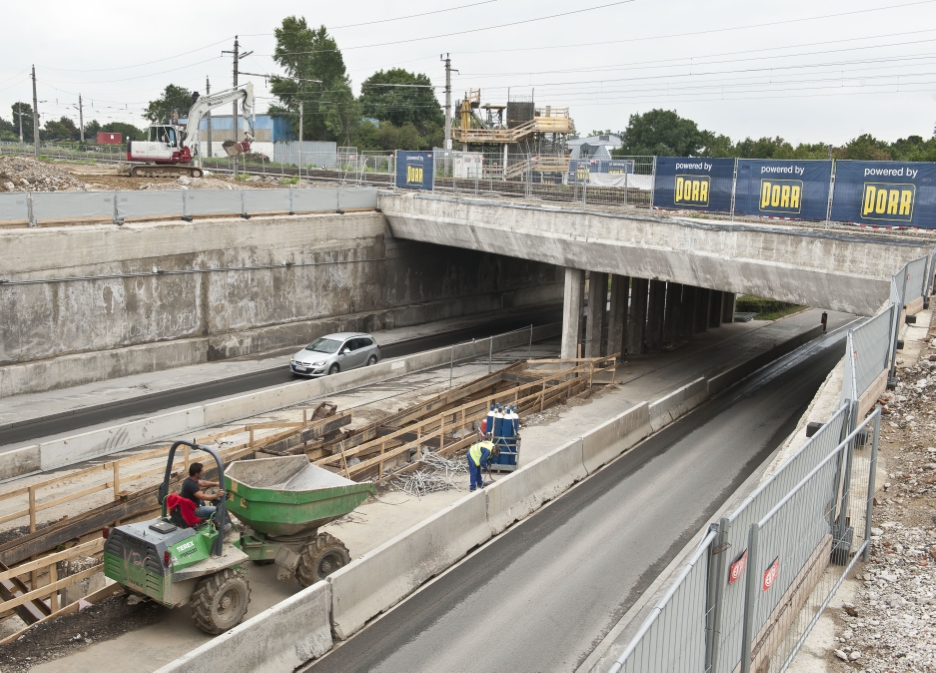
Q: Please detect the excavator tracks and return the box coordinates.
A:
[127,164,203,179]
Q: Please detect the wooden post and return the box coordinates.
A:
[303,408,308,425]
[378,440,386,479]
[249,427,255,447]
[48,563,58,612]
[339,444,350,479]
[183,444,190,473]
[112,462,120,500]
[28,485,36,534]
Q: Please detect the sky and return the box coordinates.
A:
[1,0,935,145]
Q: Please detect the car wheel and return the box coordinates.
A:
[328,363,340,375]
[366,355,377,366]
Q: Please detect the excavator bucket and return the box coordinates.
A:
[222,139,250,157]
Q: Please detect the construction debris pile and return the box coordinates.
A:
[0,156,85,192]
[395,451,469,498]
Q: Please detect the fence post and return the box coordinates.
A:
[450,345,454,388]
[181,190,192,222]
[27,191,35,227]
[112,462,121,499]
[863,408,881,562]
[888,264,909,384]
[489,336,493,374]
[528,324,533,360]
[739,521,760,673]
[705,518,730,672]
[648,156,657,211]
[28,485,36,533]
[288,187,295,215]
[730,158,738,221]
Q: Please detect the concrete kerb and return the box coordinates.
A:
[328,489,490,641]
[13,323,560,476]
[155,580,332,673]
[581,403,651,474]
[648,377,707,433]
[486,437,587,536]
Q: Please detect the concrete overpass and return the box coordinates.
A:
[380,191,935,357]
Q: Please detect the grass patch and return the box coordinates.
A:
[280,176,300,185]
[736,295,807,321]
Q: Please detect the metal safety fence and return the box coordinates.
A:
[0,187,377,227]
[611,405,880,673]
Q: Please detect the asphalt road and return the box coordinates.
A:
[0,307,561,448]
[306,327,848,673]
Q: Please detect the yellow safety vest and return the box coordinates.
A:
[469,441,494,466]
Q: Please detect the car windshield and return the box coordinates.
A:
[305,338,342,354]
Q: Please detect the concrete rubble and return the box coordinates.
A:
[0,156,85,192]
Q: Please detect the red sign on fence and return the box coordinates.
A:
[762,556,780,591]
[728,549,748,585]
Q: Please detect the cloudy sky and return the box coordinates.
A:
[1,0,934,144]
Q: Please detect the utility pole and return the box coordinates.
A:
[206,76,212,157]
[222,37,253,146]
[31,65,39,158]
[78,94,84,144]
[441,54,457,176]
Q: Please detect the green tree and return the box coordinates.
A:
[699,130,734,157]
[271,17,356,142]
[733,136,795,159]
[145,84,194,124]
[617,109,704,156]
[101,121,146,141]
[43,116,79,141]
[83,119,101,138]
[358,69,442,131]
[11,102,34,142]
[842,133,893,161]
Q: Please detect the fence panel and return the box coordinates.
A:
[905,255,928,302]
[182,190,243,218]
[243,189,291,215]
[31,191,115,224]
[715,406,847,673]
[291,188,338,213]
[851,307,893,395]
[337,187,378,210]
[0,192,29,224]
[116,190,185,221]
[612,531,716,673]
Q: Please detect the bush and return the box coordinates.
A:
[736,295,805,320]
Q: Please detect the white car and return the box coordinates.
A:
[290,332,381,377]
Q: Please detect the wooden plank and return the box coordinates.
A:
[35,482,112,513]
[0,581,124,646]
[0,539,105,583]
[0,564,101,614]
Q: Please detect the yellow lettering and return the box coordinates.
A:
[675,177,684,202]
[863,186,876,216]
[875,189,888,214]
[886,189,899,215]
[790,186,801,209]
[899,189,913,215]
[780,185,791,208]
[770,185,779,207]
[699,180,709,204]
[691,180,700,202]
[761,181,771,208]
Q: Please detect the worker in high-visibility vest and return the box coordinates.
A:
[467,434,495,491]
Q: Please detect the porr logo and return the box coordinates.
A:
[861,183,914,223]
[674,175,710,208]
[759,179,803,215]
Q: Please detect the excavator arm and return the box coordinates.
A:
[183,83,255,156]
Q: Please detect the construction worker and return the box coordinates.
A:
[467,433,495,491]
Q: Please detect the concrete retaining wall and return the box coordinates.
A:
[155,581,332,673]
[1,323,561,476]
[328,490,491,640]
[486,438,586,536]
[581,403,651,474]
[648,378,707,432]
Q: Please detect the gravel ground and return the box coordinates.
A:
[826,312,936,671]
[0,156,85,192]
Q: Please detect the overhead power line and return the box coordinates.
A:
[329,1,498,30]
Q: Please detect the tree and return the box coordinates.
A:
[101,121,146,141]
[358,69,442,131]
[145,84,194,124]
[271,17,356,142]
[842,133,893,161]
[43,116,79,141]
[11,102,34,142]
[83,119,101,138]
[618,109,704,156]
[733,136,795,159]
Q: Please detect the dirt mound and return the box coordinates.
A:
[0,156,85,192]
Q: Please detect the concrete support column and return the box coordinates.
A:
[678,285,695,340]
[721,291,736,324]
[561,268,585,359]
[606,275,629,359]
[709,290,724,328]
[663,282,682,346]
[585,272,608,358]
[626,277,649,355]
[646,279,667,351]
[694,287,710,333]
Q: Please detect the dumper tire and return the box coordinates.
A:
[191,568,251,635]
[296,533,350,588]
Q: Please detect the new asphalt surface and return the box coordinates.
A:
[305,325,847,673]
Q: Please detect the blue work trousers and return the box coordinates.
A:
[468,460,485,491]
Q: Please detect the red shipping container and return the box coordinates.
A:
[96,132,123,145]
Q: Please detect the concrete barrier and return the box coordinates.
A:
[155,581,332,673]
[328,490,490,640]
[906,296,925,316]
[648,378,707,432]
[0,445,40,480]
[13,323,561,475]
[581,403,652,474]
[486,438,587,535]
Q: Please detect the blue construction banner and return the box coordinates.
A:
[735,160,832,220]
[831,161,936,229]
[395,151,434,190]
[603,159,635,174]
[568,159,595,183]
[653,157,735,212]
[533,171,564,185]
